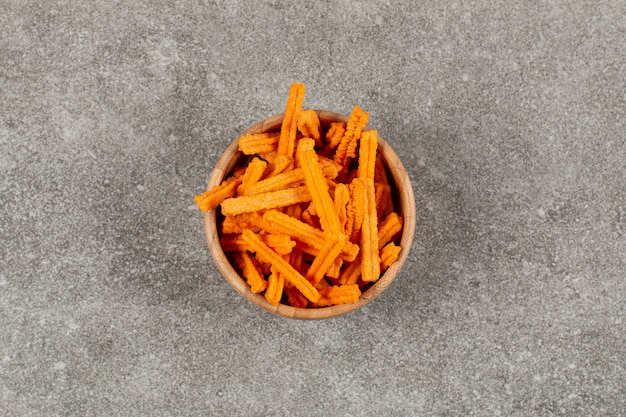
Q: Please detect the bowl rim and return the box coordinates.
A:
[203,110,416,319]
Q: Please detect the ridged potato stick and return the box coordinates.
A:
[194,176,242,212]
[297,109,322,147]
[314,284,361,307]
[221,233,295,255]
[235,251,267,294]
[334,105,368,169]
[337,255,361,285]
[378,211,403,251]
[297,138,342,236]
[347,178,366,243]
[278,83,306,157]
[241,229,319,303]
[323,122,346,152]
[360,178,380,282]
[265,267,285,306]
[220,185,311,216]
[375,182,392,220]
[237,157,267,195]
[263,209,359,262]
[238,132,280,155]
[306,235,347,286]
[380,242,402,271]
[357,130,378,181]
[333,183,350,232]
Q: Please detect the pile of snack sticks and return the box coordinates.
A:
[195,83,403,308]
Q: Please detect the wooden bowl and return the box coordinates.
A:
[203,110,416,319]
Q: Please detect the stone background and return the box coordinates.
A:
[1,1,625,416]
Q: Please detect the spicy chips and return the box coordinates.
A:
[194,83,403,308]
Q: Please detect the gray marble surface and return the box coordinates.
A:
[1,1,625,416]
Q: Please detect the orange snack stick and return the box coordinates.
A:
[241,229,319,303]
[238,132,280,155]
[265,267,285,306]
[323,122,346,151]
[234,251,267,294]
[301,202,320,229]
[263,154,293,179]
[297,109,322,147]
[284,285,308,308]
[194,176,242,212]
[357,130,378,181]
[333,183,350,232]
[326,257,343,279]
[297,138,342,236]
[220,185,311,216]
[347,178,366,243]
[374,182,392,220]
[374,154,389,184]
[306,235,347,286]
[360,178,380,282]
[317,155,342,179]
[262,233,296,255]
[337,256,361,285]
[247,168,305,196]
[380,242,402,271]
[221,233,295,255]
[221,212,265,234]
[315,284,361,307]
[334,105,369,170]
[238,157,268,195]
[263,209,358,262]
[378,211,403,250]
[278,83,306,158]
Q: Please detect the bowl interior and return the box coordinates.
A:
[203,111,416,319]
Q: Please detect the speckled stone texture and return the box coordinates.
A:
[1,1,625,416]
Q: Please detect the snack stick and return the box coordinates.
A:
[375,182,391,220]
[323,122,346,151]
[194,176,242,212]
[334,105,368,169]
[297,139,342,236]
[235,251,267,294]
[220,185,311,216]
[264,209,358,262]
[278,83,306,158]
[221,212,265,234]
[333,183,350,232]
[360,179,380,282]
[374,155,389,184]
[238,132,280,155]
[337,256,361,285]
[221,233,295,255]
[380,242,402,271]
[297,109,322,147]
[247,168,305,195]
[348,178,366,243]
[241,229,319,303]
[238,157,267,195]
[248,162,339,196]
[263,209,326,247]
[314,284,361,307]
[357,130,378,181]
[263,154,292,179]
[378,211,403,250]
[317,155,341,179]
[265,266,286,306]
[306,235,346,286]
[284,285,308,308]
[326,257,343,279]
[262,234,296,255]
